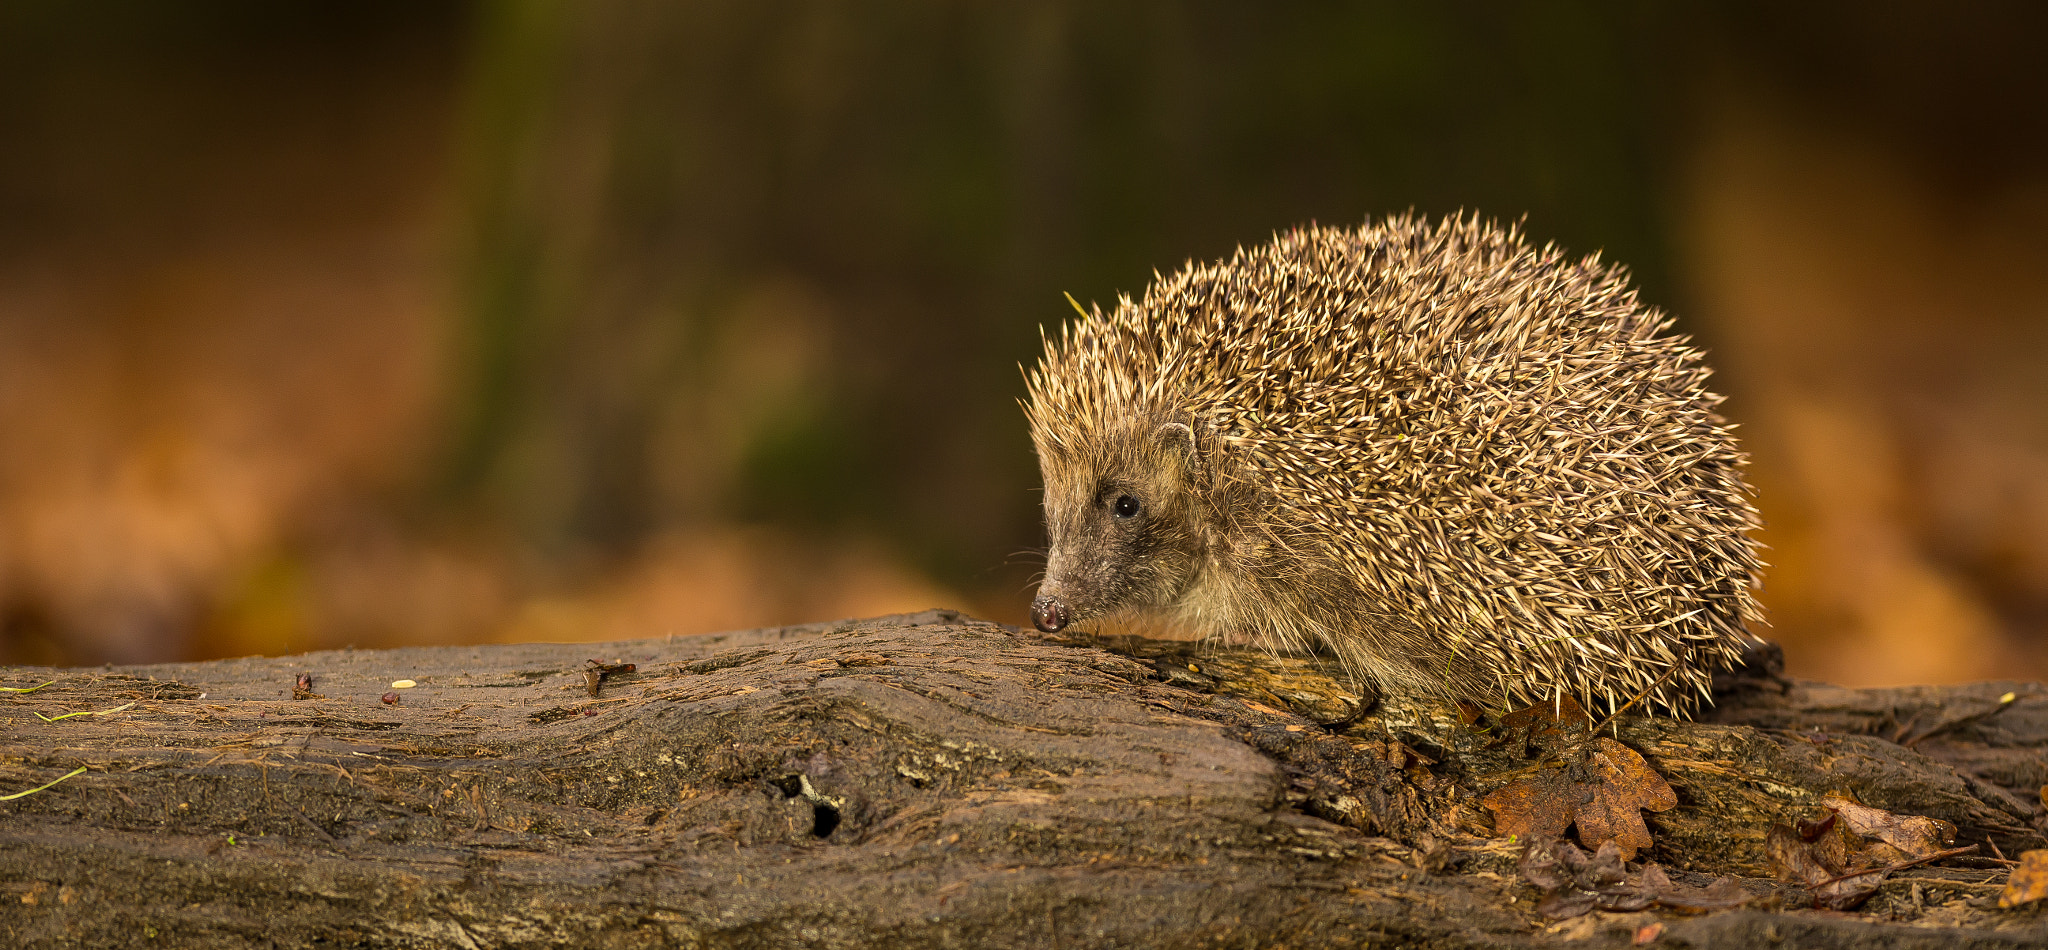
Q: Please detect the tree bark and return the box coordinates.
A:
[2,611,2044,948]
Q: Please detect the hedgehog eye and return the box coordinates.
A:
[1113,495,1141,519]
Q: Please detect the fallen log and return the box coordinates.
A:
[2,610,2044,948]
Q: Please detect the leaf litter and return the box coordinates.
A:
[2000,850,2048,909]
[1517,835,1749,919]
[1767,793,1979,910]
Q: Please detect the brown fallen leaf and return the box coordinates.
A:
[1639,864,1751,913]
[1768,822,1883,910]
[1799,813,1862,882]
[1484,767,1583,842]
[2000,849,2048,909]
[1455,699,1485,728]
[1517,836,1750,920]
[1482,735,1677,860]
[1821,793,1955,862]
[1575,737,1679,859]
[1770,798,1980,910]
[1494,695,1594,753]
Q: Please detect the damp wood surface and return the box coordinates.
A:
[1,610,2044,949]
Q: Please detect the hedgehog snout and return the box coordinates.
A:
[1030,595,1071,633]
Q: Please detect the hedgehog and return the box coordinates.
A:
[1023,214,1764,716]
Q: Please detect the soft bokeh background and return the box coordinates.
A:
[2,2,2044,687]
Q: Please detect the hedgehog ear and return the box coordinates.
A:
[1154,421,1198,470]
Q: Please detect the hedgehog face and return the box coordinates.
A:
[1031,419,1205,633]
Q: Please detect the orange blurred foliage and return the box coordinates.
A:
[0,5,2041,689]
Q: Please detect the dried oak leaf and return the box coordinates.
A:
[1494,696,1594,754]
[1516,829,1588,892]
[1518,836,1748,920]
[1638,864,1750,913]
[2000,850,2048,909]
[1767,821,1885,911]
[1484,767,1583,841]
[1771,797,1980,911]
[1794,811,1862,877]
[1821,793,1954,861]
[1576,737,1678,859]
[1768,822,1879,910]
[1483,736,1676,861]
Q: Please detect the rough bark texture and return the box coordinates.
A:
[2,610,2044,948]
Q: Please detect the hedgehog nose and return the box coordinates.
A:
[1031,596,1070,633]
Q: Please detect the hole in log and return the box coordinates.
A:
[768,773,842,838]
[810,802,840,838]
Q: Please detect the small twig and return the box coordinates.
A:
[325,762,358,787]
[1889,709,1919,746]
[1885,843,1981,873]
[1810,844,1981,889]
[1589,658,1686,737]
[1,766,88,801]
[284,799,341,845]
[33,701,135,722]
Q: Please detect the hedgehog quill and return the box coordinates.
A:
[1023,215,1764,716]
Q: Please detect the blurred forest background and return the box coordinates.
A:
[2,1,2044,688]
